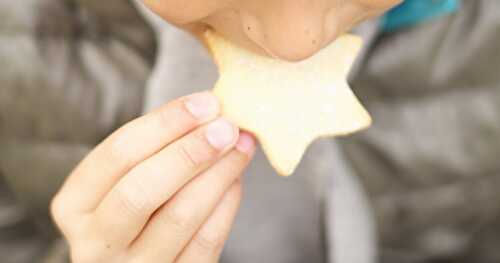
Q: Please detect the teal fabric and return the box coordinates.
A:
[382,0,459,32]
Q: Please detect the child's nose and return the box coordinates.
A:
[242,5,328,61]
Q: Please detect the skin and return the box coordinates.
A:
[143,0,401,61]
[52,92,256,262]
[52,0,401,262]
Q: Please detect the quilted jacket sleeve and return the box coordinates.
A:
[0,0,156,262]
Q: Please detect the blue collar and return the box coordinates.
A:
[382,0,460,32]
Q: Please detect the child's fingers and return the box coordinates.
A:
[53,92,219,214]
[88,118,241,249]
[175,181,243,263]
[127,134,255,262]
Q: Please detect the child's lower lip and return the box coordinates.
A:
[249,39,281,60]
[254,40,323,62]
[258,45,316,62]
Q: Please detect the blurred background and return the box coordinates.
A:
[2,0,500,263]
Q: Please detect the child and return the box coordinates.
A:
[2,0,500,262]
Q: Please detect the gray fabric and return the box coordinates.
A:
[327,142,377,263]
[345,0,500,262]
[0,0,155,262]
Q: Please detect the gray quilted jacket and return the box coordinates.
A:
[1,0,500,263]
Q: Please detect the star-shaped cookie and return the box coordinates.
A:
[205,31,371,176]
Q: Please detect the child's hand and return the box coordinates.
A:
[51,92,256,263]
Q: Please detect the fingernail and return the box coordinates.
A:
[185,92,219,120]
[206,119,236,150]
[236,132,256,154]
